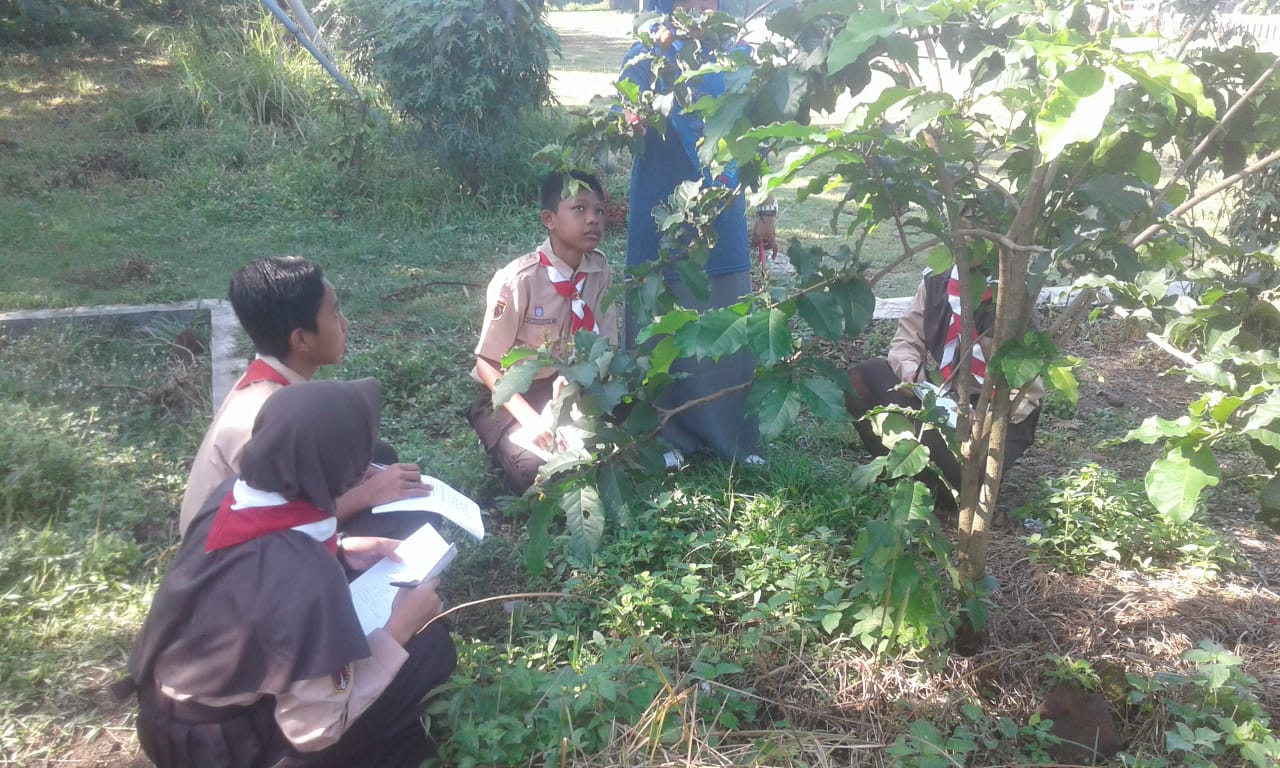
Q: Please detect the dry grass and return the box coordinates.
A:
[566,526,1280,767]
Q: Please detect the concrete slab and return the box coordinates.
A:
[0,284,1088,408]
[0,300,246,408]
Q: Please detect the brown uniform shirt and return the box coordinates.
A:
[473,238,618,380]
[887,279,1044,423]
[179,355,307,535]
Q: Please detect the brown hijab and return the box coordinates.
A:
[128,379,384,699]
[239,378,381,512]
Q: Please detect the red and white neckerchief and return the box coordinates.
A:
[205,480,338,555]
[539,250,598,334]
[938,265,993,390]
[234,358,292,391]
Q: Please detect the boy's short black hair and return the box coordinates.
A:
[540,170,605,213]
[228,256,326,360]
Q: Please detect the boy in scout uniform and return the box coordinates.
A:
[468,170,618,494]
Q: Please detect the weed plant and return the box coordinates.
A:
[1019,462,1232,575]
[122,10,337,135]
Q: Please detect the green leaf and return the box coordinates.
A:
[926,244,954,274]
[751,373,803,440]
[1145,445,1221,525]
[798,376,849,423]
[1125,415,1196,444]
[1080,174,1153,217]
[1244,391,1280,432]
[1047,361,1079,406]
[1134,150,1161,185]
[827,8,897,76]
[1115,53,1216,118]
[1258,476,1280,533]
[746,308,793,367]
[850,456,887,491]
[647,336,680,377]
[524,496,555,574]
[673,257,710,302]
[796,290,844,341]
[681,309,749,360]
[992,343,1046,389]
[888,479,931,525]
[821,611,842,634]
[1036,65,1116,162]
[491,360,539,408]
[885,440,930,480]
[634,308,699,346]
[597,463,628,526]
[562,483,605,560]
[836,279,877,338]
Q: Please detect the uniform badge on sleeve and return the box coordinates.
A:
[493,282,512,319]
[332,664,351,692]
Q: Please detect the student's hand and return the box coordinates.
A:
[531,427,569,454]
[359,463,431,505]
[339,536,401,573]
[750,214,778,254]
[385,578,444,646]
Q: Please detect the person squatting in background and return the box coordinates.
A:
[180,256,431,541]
[845,266,1044,506]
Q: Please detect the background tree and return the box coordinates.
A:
[526,0,1280,647]
[338,0,560,193]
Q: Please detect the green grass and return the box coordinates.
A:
[3,7,1277,767]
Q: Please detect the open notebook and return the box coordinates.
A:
[348,523,457,635]
[372,475,485,541]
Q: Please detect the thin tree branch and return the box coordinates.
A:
[1154,55,1280,211]
[868,237,942,287]
[974,171,1020,210]
[952,228,1051,254]
[1131,146,1280,248]
[1048,287,1098,342]
[656,380,753,425]
[1173,5,1216,61]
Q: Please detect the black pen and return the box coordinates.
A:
[390,580,420,589]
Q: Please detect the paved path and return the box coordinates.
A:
[548,10,634,108]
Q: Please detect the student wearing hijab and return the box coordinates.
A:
[128,379,456,768]
[621,0,763,468]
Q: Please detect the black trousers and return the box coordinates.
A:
[846,358,1039,494]
[467,378,555,495]
[137,622,457,768]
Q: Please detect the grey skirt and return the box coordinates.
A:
[624,270,760,460]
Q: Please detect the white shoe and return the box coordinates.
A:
[742,454,767,466]
[663,450,686,471]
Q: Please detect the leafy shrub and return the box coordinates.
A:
[0,402,86,525]
[1020,463,1231,574]
[342,0,559,193]
[430,637,755,767]
[1124,641,1280,768]
[120,11,333,134]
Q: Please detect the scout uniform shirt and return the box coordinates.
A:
[473,238,618,379]
[179,355,308,535]
[886,273,1044,424]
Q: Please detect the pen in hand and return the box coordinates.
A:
[390,580,421,589]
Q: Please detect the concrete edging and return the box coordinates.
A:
[0,300,246,407]
[0,284,1090,407]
